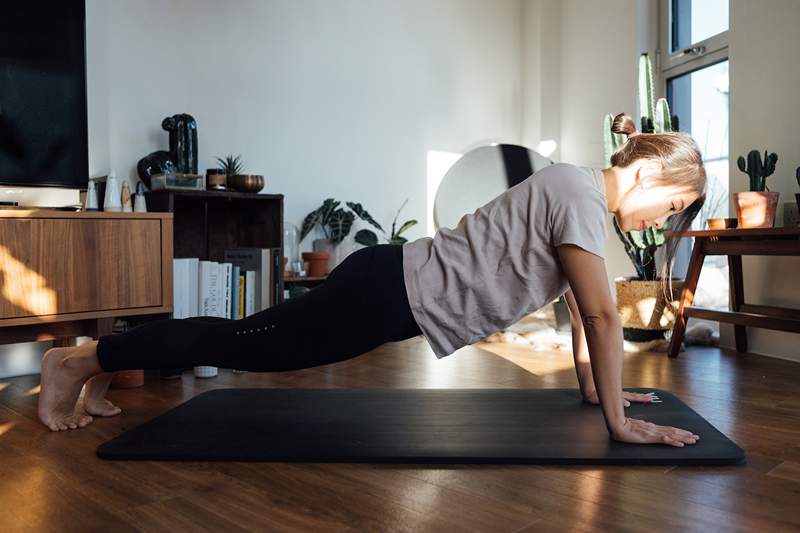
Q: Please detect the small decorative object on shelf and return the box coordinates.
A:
[230,174,264,193]
[206,168,227,190]
[283,222,301,275]
[193,366,218,378]
[121,181,133,212]
[734,149,779,228]
[84,179,99,211]
[134,182,148,212]
[103,171,122,212]
[707,217,737,230]
[150,172,206,191]
[137,113,198,189]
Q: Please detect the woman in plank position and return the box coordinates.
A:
[39,113,705,447]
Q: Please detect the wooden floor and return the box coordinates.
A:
[1,336,799,533]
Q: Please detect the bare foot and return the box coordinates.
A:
[81,373,122,417]
[38,343,101,431]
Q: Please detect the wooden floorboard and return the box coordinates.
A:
[1,336,799,532]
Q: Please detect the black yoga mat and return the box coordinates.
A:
[97,388,745,465]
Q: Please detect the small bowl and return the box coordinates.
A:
[230,174,264,193]
[707,217,738,230]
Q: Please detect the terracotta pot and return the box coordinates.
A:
[615,277,684,331]
[707,217,738,230]
[302,251,330,277]
[734,191,780,228]
[312,238,355,272]
[110,369,144,388]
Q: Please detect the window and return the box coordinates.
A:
[660,0,729,313]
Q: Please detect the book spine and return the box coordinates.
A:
[189,258,199,317]
[223,263,232,319]
[230,265,240,319]
[239,273,245,319]
[245,271,256,317]
[273,247,282,305]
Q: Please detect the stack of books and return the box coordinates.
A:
[172,247,283,320]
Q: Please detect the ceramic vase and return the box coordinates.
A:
[84,179,99,211]
[103,172,122,212]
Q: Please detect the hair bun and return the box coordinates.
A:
[611,113,638,137]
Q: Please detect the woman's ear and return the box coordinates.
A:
[635,159,664,186]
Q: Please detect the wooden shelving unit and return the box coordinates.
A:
[145,188,285,304]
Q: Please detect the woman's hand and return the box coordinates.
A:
[583,389,660,408]
[611,417,700,447]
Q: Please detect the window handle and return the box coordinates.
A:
[679,45,706,57]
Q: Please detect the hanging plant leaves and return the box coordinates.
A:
[346,202,384,232]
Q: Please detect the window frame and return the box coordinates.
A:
[658,0,729,78]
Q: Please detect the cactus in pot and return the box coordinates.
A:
[604,53,679,283]
[737,150,777,192]
[603,53,684,342]
[734,149,780,228]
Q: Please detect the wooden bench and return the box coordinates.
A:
[668,227,800,358]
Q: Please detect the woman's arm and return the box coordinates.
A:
[565,289,654,407]
[556,244,699,447]
[556,245,625,434]
[563,289,594,398]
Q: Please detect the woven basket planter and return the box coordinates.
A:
[615,277,684,338]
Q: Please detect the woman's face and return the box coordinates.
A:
[614,162,699,232]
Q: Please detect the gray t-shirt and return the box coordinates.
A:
[402,163,607,358]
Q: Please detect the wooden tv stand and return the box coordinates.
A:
[0,210,173,346]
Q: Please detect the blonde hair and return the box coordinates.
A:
[608,113,707,292]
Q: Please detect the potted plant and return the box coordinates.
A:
[300,198,417,275]
[734,150,779,228]
[216,154,264,193]
[300,198,354,275]
[350,198,417,246]
[604,53,683,342]
[215,153,242,190]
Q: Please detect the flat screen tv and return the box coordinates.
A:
[0,0,88,189]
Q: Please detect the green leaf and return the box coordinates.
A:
[300,209,322,242]
[354,229,378,247]
[346,201,384,232]
[328,209,354,243]
[394,219,417,237]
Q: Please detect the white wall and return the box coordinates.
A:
[0,0,523,378]
[521,0,658,287]
[87,0,522,249]
[724,0,800,362]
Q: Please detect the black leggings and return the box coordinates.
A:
[96,243,422,372]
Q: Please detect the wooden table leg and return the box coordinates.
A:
[728,254,748,353]
[668,238,706,358]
